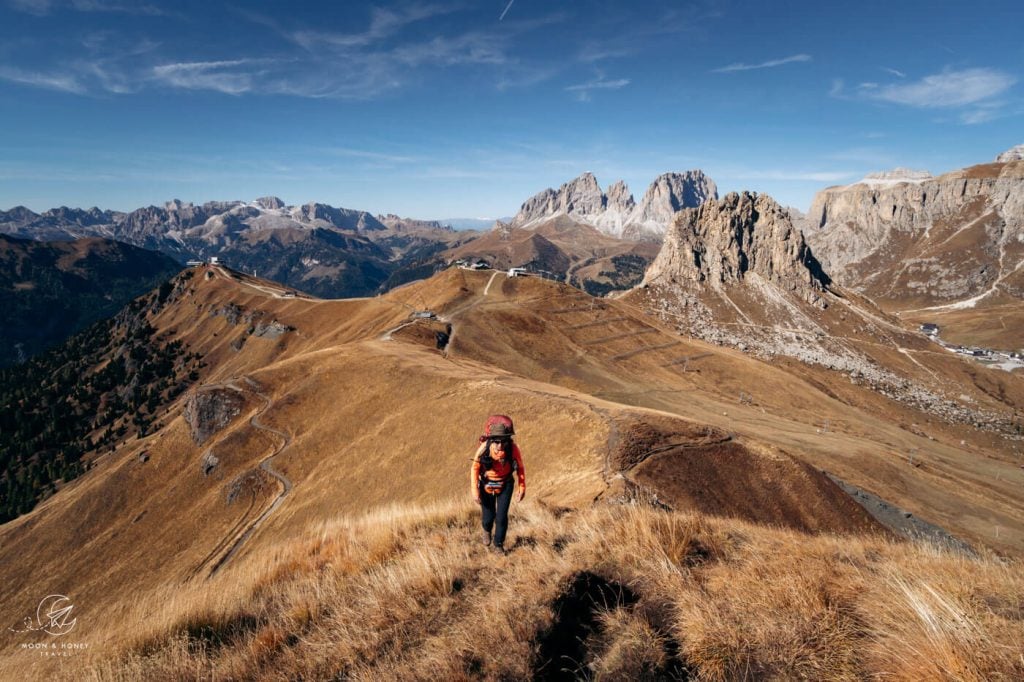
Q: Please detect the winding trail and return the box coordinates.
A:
[191,377,294,580]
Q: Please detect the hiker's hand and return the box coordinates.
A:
[473,494,481,504]
[518,485,526,501]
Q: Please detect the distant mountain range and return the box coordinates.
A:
[0,198,478,299]
[0,171,717,301]
[3,146,1021,351]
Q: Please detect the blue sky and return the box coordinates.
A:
[1,0,1021,219]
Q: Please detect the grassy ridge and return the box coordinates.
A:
[78,500,1024,681]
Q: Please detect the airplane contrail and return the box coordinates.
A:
[499,0,514,21]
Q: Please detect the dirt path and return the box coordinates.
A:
[192,377,294,579]
[483,271,501,296]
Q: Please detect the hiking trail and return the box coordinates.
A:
[187,377,294,580]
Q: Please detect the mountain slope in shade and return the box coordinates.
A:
[0,234,182,365]
[803,148,1024,349]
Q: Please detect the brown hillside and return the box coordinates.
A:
[1,264,1022,679]
[445,216,660,294]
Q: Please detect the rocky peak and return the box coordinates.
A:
[42,206,112,226]
[290,203,385,231]
[996,144,1024,163]
[631,171,719,228]
[255,196,285,210]
[643,191,828,304]
[1,206,40,223]
[510,172,604,228]
[605,180,635,213]
[561,172,605,215]
[202,201,243,213]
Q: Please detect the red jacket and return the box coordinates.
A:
[471,442,525,495]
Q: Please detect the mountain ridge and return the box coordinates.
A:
[510,170,718,240]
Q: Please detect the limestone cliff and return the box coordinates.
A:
[805,151,1024,305]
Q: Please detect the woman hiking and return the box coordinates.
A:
[471,419,526,555]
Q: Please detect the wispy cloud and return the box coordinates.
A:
[8,0,165,14]
[495,65,560,91]
[1,4,562,100]
[577,44,632,63]
[882,67,906,78]
[864,67,1016,107]
[151,60,266,95]
[565,75,629,101]
[325,147,417,164]
[960,108,999,125]
[391,32,508,66]
[289,5,456,50]
[958,102,1020,125]
[7,0,52,15]
[712,54,811,73]
[0,65,85,93]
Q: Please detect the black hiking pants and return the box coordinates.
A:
[479,478,514,547]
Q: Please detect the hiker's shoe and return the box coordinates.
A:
[491,544,507,556]
[482,531,492,547]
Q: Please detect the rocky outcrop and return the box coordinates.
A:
[510,171,718,240]
[805,157,1024,303]
[200,450,220,476]
[183,387,246,444]
[996,144,1024,163]
[643,191,828,304]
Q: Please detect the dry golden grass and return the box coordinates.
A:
[76,500,1023,681]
